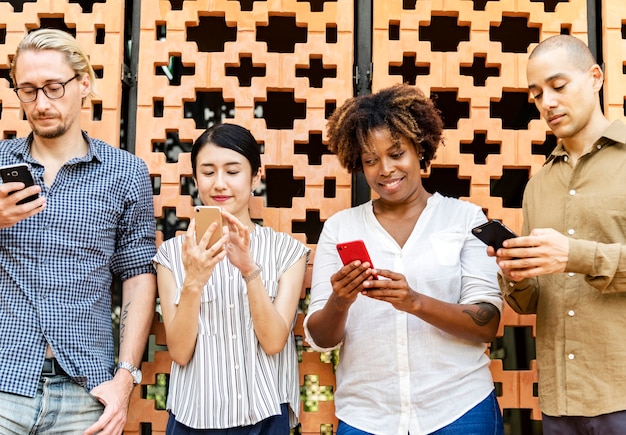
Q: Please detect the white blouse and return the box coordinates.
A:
[153,226,310,429]
[304,193,503,434]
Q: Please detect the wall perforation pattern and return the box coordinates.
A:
[602,0,626,122]
[0,1,625,434]
[136,1,354,248]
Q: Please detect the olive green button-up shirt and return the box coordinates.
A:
[499,120,626,417]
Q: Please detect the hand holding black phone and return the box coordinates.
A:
[0,163,39,205]
[471,219,518,251]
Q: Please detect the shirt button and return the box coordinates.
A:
[567,229,575,235]
[568,354,575,360]
[232,334,237,339]
[569,189,576,195]
[564,156,569,162]
[568,310,575,316]
[509,282,516,287]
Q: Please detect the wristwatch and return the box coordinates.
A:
[115,361,142,385]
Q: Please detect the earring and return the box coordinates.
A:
[251,190,255,196]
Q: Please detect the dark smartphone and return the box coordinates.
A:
[194,206,223,249]
[336,240,378,279]
[0,163,39,205]
[471,219,518,250]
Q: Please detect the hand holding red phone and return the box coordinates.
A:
[327,240,379,308]
[336,240,378,279]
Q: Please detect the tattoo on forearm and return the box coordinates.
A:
[120,302,130,345]
[463,303,498,327]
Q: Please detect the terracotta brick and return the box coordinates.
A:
[602,0,626,122]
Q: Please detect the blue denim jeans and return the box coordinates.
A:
[337,390,504,435]
[0,375,104,434]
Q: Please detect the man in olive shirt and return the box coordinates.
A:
[492,35,626,433]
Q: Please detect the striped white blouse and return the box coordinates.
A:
[153,225,310,429]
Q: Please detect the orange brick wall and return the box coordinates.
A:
[603,0,626,122]
[0,1,624,434]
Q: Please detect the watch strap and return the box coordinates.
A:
[116,361,141,385]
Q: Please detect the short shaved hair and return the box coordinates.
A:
[529,35,597,72]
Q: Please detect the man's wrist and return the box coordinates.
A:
[115,361,142,385]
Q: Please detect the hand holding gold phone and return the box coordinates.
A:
[194,206,223,249]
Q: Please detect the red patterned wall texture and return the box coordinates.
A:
[0,1,624,434]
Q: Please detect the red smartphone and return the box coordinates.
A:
[194,206,223,249]
[0,163,39,204]
[336,240,378,279]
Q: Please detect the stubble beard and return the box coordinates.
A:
[33,125,67,139]
[30,114,68,139]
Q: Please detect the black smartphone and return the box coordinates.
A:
[336,240,378,279]
[0,163,39,205]
[471,219,518,250]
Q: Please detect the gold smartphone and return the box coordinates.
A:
[194,206,223,249]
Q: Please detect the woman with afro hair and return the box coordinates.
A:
[304,84,504,435]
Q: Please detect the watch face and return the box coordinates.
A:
[117,362,142,385]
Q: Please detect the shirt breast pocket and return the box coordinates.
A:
[198,283,218,336]
[429,230,465,267]
[585,196,626,242]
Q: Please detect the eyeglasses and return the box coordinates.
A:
[14,75,79,103]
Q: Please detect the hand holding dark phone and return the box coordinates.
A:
[471,219,518,251]
[336,240,378,279]
[0,163,39,205]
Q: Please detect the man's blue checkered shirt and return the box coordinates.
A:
[0,132,156,397]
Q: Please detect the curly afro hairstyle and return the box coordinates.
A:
[326,83,444,173]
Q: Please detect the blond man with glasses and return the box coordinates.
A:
[0,28,156,435]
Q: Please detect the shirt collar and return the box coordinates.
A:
[17,131,103,165]
[544,119,626,166]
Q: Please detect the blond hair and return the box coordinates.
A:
[10,28,97,98]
